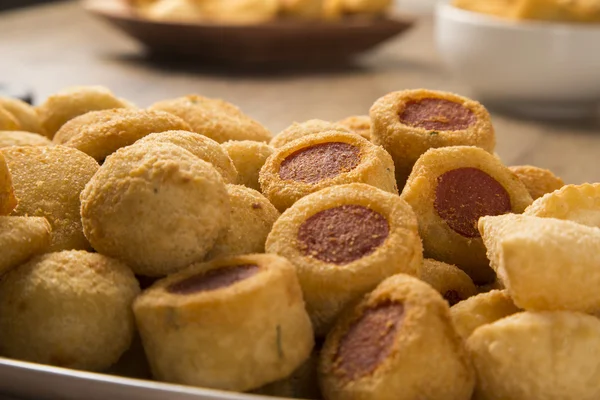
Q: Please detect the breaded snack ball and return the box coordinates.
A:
[0,251,140,371]
[266,183,423,336]
[419,258,478,306]
[0,216,51,276]
[524,183,600,227]
[260,131,398,211]
[36,86,134,138]
[53,109,191,162]
[0,107,20,131]
[0,131,52,148]
[270,119,352,148]
[450,290,519,340]
[319,274,475,400]
[479,214,600,312]
[149,95,272,144]
[0,97,45,135]
[3,146,99,251]
[206,185,280,260]
[337,115,372,141]
[81,142,230,277]
[0,151,17,215]
[400,146,532,284]
[222,140,274,191]
[371,89,496,186]
[134,254,314,391]
[138,130,237,184]
[467,311,600,400]
[509,165,564,200]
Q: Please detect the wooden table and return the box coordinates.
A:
[0,1,598,184]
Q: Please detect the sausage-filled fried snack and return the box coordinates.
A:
[0,216,51,276]
[222,140,274,191]
[509,165,564,200]
[337,115,372,141]
[270,119,352,148]
[419,258,478,306]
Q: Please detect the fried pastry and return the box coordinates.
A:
[0,152,17,215]
[0,97,44,135]
[509,165,564,200]
[260,131,397,211]
[196,0,279,23]
[0,216,51,276]
[337,115,371,141]
[280,0,325,18]
[270,119,352,148]
[137,0,205,21]
[222,140,274,191]
[341,0,392,14]
[0,107,20,131]
[134,254,314,391]
[266,183,422,336]
[0,131,52,147]
[419,258,478,306]
[319,274,474,400]
[401,146,532,284]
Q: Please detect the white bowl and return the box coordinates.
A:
[435,2,600,118]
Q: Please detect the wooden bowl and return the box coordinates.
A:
[84,0,415,67]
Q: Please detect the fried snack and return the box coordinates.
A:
[524,183,600,228]
[341,0,392,14]
[207,185,280,260]
[138,130,238,184]
[0,97,44,135]
[509,165,564,200]
[53,109,191,162]
[337,115,371,141]
[450,290,520,340]
[266,183,423,335]
[3,146,99,251]
[479,214,600,311]
[0,131,52,147]
[149,95,272,144]
[253,351,321,399]
[195,0,279,23]
[319,274,475,400]
[419,259,478,306]
[467,311,600,400]
[400,146,532,284]
[0,251,140,371]
[222,140,274,191]
[270,119,352,148]
[81,142,230,277]
[0,216,51,276]
[36,86,133,138]
[0,107,20,131]
[134,254,314,391]
[370,89,496,186]
[138,0,205,21]
[280,0,325,18]
[260,131,397,211]
[0,152,17,215]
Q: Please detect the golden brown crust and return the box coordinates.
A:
[134,254,314,391]
[319,274,475,400]
[0,216,52,276]
[341,0,392,13]
[509,165,564,200]
[53,109,191,162]
[0,131,52,148]
[0,107,20,131]
[0,152,17,215]
[370,89,496,186]
[419,259,478,306]
[260,131,398,211]
[337,115,372,141]
[149,95,272,144]
[400,146,532,284]
[279,0,325,17]
[270,119,352,148]
[3,145,99,251]
[0,97,45,135]
[266,183,423,336]
[222,140,274,191]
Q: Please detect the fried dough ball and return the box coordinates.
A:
[479,214,600,312]
[419,259,478,306]
[450,290,519,340]
[371,89,496,186]
[0,107,20,131]
[206,185,280,260]
[81,142,230,277]
[266,183,423,336]
[0,152,17,215]
[0,131,52,148]
[260,131,398,211]
[36,86,134,138]
[0,251,140,371]
[138,130,237,184]
[337,115,371,141]
[467,311,600,400]
[53,109,191,162]
[222,140,274,191]
[3,146,99,251]
[0,216,51,276]
[134,254,314,391]
[149,95,272,144]
[270,119,352,148]
[0,97,44,135]
[509,165,564,200]
[400,146,532,284]
[524,183,600,228]
[319,274,475,400]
